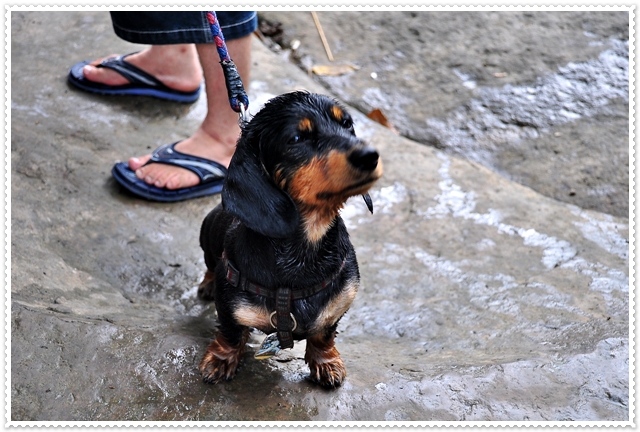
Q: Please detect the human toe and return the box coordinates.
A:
[129,154,151,171]
[134,165,156,185]
[134,164,195,189]
[82,64,129,86]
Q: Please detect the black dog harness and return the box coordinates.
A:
[221,251,346,349]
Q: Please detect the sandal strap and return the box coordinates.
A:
[145,142,227,184]
[98,53,169,90]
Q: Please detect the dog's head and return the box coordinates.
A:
[222,92,383,241]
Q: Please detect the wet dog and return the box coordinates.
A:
[197,91,382,388]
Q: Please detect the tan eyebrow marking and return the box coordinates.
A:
[299,118,314,132]
[331,106,343,122]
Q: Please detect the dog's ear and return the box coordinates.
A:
[222,144,300,238]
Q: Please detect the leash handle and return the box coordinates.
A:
[206,11,249,122]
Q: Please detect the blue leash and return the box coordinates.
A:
[206,11,249,123]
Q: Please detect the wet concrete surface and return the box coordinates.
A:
[10,11,630,422]
[259,11,630,217]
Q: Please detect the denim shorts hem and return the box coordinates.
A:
[111,12,257,45]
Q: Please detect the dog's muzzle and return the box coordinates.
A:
[348,146,379,172]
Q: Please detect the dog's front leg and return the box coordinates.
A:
[199,326,250,384]
[197,269,216,301]
[305,330,347,388]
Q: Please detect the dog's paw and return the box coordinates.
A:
[197,270,216,301]
[305,333,347,388]
[199,353,239,384]
[199,331,247,384]
[307,357,346,388]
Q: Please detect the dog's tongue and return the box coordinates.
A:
[362,193,373,214]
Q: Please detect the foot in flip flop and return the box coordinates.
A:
[113,142,228,202]
[112,129,237,202]
[68,46,203,103]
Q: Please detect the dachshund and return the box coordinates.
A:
[197,91,382,388]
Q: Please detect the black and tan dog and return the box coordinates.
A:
[197,91,382,388]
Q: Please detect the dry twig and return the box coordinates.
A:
[311,12,334,62]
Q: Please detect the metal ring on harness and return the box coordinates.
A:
[269,311,297,332]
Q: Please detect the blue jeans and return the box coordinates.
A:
[110,12,258,45]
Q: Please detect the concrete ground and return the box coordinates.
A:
[9,10,630,423]
[259,10,630,218]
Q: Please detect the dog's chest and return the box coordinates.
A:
[230,274,359,336]
[223,221,359,336]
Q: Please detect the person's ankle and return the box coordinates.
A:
[134,46,202,92]
[179,130,235,162]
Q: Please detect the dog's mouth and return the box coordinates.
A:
[315,175,380,201]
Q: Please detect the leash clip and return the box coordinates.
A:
[238,103,249,127]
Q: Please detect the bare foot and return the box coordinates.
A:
[82,45,202,93]
[129,126,238,190]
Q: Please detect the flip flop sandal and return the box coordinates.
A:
[111,142,227,202]
[68,53,201,103]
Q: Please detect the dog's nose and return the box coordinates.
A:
[348,147,379,172]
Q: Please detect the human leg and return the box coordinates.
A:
[128,34,252,190]
[71,12,257,197]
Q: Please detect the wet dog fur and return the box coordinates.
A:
[197,91,382,388]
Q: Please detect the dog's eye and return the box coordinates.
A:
[289,135,300,144]
[341,117,353,129]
